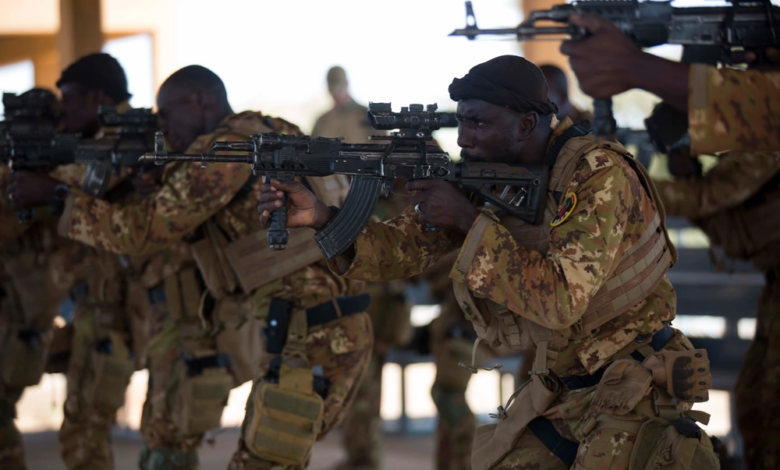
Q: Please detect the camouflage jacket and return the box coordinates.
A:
[57,111,361,315]
[329,124,677,376]
[655,151,780,271]
[689,64,780,155]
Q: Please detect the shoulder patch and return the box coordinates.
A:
[584,148,619,172]
[551,192,577,227]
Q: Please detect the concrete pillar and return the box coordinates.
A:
[58,0,103,70]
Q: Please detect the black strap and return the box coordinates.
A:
[182,353,232,377]
[70,282,90,302]
[306,294,371,327]
[528,417,579,467]
[542,120,593,168]
[147,284,166,305]
[562,323,674,391]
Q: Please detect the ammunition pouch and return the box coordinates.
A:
[172,352,233,435]
[629,415,720,470]
[244,309,324,466]
[0,324,51,388]
[83,331,135,415]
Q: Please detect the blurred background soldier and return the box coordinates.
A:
[316,66,413,470]
[0,88,69,470]
[539,64,592,124]
[655,152,780,470]
[312,66,374,142]
[46,53,149,470]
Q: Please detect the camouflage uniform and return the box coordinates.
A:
[57,111,371,470]
[688,64,780,155]
[0,164,75,470]
[655,151,780,470]
[327,119,710,469]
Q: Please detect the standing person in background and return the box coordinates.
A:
[312,66,374,142]
[539,64,592,124]
[316,66,413,470]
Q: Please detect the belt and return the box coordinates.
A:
[305,294,372,327]
[181,353,232,377]
[265,294,371,355]
[561,323,674,390]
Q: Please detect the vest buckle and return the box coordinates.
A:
[489,405,508,420]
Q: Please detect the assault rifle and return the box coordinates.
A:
[3,105,159,220]
[140,103,548,259]
[450,0,780,137]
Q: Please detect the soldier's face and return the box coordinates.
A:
[59,83,104,137]
[456,100,533,164]
[157,86,206,153]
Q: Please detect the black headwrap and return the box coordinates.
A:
[57,53,132,103]
[449,55,558,116]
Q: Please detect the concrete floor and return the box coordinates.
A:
[23,428,435,470]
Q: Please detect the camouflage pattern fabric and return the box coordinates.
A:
[430,294,476,470]
[688,64,780,155]
[655,151,780,470]
[326,120,689,468]
[328,188,411,470]
[329,140,677,377]
[736,279,780,470]
[229,312,373,470]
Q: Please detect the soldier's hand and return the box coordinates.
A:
[560,14,644,99]
[407,180,478,233]
[130,166,164,199]
[257,179,335,230]
[6,171,59,211]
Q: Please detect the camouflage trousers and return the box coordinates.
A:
[229,312,373,470]
[58,298,134,470]
[336,350,384,470]
[138,302,206,470]
[431,335,476,470]
[0,387,25,470]
[735,275,780,470]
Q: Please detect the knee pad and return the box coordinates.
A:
[243,354,325,467]
[140,446,199,470]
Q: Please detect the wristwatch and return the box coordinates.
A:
[50,184,70,216]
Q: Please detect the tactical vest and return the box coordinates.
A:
[464,133,678,470]
[693,170,780,271]
[454,134,676,357]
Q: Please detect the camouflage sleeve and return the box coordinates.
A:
[689,64,780,155]
[49,164,87,186]
[58,159,253,257]
[449,152,635,330]
[655,152,780,219]
[328,207,466,281]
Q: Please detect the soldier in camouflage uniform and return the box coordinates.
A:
[654,152,780,469]
[315,67,411,470]
[561,14,780,155]
[259,56,719,470]
[10,65,372,470]
[0,88,70,468]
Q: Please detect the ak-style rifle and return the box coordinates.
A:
[450,0,780,138]
[140,103,548,259]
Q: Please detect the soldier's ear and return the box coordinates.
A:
[515,111,538,141]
